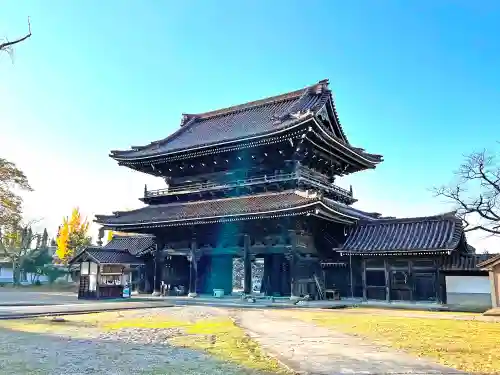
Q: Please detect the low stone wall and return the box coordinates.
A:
[446,292,492,309]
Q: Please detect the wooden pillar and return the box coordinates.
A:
[361,258,367,301]
[243,234,252,295]
[287,230,298,299]
[152,239,164,296]
[188,239,199,297]
[261,254,272,295]
[96,264,101,300]
[144,259,153,294]
[489,270,498,308]
[408,260,414,302]
[384,259,390,302]
[287,251,297,298]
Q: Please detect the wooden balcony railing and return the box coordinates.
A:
[144,167,353,199]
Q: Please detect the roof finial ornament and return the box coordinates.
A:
[180,114,192,127]
[315,79,330,94]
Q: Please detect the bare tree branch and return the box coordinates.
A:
[0,17,31,55]
[433,146,500,236]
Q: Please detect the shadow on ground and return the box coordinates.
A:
[0,325,280,375]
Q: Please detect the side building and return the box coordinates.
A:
[75,79,493,305]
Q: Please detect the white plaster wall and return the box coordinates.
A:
[0,267,14,283]
[0,267,49,284]
[445,275,490,294]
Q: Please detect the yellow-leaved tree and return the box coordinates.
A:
[55,208,91,264]
[106,230,113,243]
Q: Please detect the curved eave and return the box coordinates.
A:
[325,94,350,145]
[310,117,383,167]
[96,207,315,230]
[94,197,367,230]
[110,115,382,167]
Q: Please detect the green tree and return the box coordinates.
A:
[0,223,41,285]
[0,158,33,227]
[21,229,52,284]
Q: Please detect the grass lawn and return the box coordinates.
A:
[102,314,287,373]
[0,311,288,374]
[284,309,500,374]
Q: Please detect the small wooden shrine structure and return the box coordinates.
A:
[70,246,144,299]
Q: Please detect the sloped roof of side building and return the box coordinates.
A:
[334,212,468,256]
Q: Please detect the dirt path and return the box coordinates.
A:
[234,309,467,375]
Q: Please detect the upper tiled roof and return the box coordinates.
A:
[69,246,143,265]
[95,190,375,229]
[110,80,356,161]
[336,212,466,255]
[441,253,494,272]
[104,234,155,255]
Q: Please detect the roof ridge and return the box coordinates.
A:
[111,79,329,156]
[112,234,154,239]
[359,211,461,225]
[90,247,129,252]
[184,79,329,122]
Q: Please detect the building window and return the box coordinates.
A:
[81,262,90,275]
[366,270,386,287]
[392,271,409,288]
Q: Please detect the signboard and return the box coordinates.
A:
[122,284,131,298]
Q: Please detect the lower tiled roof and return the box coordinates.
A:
[104,234,155,255]
[322,198,380,221]
[337,212,465,255]
[441,253,494,271]
[70,246,143,265]
[95,190,375,228]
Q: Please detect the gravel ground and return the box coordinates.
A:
[0,307,275,375]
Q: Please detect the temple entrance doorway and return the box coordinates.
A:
[232,257,264,294]
[200,255,233,295]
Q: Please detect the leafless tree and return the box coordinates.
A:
[0,17,32,58]
[433,146,500,236]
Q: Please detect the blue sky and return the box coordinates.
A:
[1,1,499,251]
